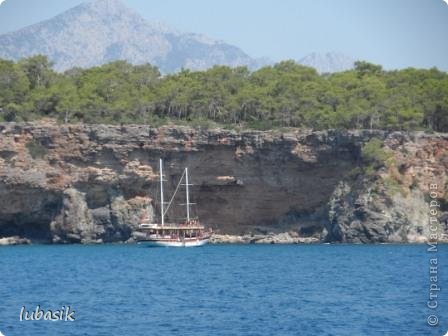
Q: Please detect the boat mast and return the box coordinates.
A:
[160,158,165,226]
[185,167,190,222]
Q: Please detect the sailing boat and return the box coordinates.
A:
[137,159,212,247]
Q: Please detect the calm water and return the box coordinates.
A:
[0,244,447,336]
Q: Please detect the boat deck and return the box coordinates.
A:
[139,224,206,230]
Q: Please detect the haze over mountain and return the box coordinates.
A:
[0,0,358,74]
[298,52,355,74]
[0,0,269,72]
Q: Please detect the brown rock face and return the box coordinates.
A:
[325,132,448,243]
[0,122,446,243]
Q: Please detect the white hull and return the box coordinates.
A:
[137,159,211,248]
[139,238,209,248]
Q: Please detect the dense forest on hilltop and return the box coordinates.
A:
[0,55,447,131]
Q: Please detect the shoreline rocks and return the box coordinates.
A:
[0,236,31,246]
[210,232,320,244]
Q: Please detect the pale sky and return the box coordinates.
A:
[0,0,447,70]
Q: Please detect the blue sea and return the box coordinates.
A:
[0,244,447,336]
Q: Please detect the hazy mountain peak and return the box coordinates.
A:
[83,0,131,12]
[60,0,148,29]
[0,0,258,73]
[299,52,355,73]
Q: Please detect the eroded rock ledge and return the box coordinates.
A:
[0,121,447,244]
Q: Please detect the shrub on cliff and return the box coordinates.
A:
[362,138,393,174]
[26,140,48,159]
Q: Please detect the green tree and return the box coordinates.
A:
[18,55,55,89]
[354,61,383,78]
[0,59,30,121]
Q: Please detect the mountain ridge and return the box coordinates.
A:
[298,52,355,73]
[0,0,264,72]
[0,0,355,74]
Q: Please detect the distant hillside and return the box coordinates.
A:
[0,0,267,72]
[299,52,355,73]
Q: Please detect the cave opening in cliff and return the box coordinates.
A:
[0,216,53,242]
[0,188,62,243]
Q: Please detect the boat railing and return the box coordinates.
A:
[139,223,160,229]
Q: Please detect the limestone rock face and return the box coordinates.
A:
[0,122,446,243]
[53,188,96,243]
[325,132,448,243]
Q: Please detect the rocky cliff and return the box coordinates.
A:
[0,121,447,244]
[326,132,448,243]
